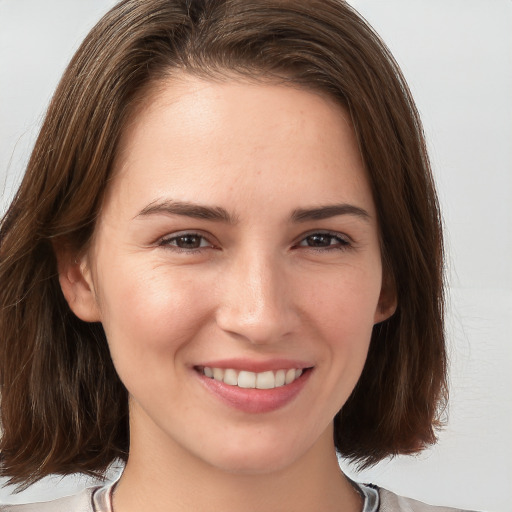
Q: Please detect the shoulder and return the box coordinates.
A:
[378,487,477,512]
[0,486,97,512]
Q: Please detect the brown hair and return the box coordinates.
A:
[0,0,446,486]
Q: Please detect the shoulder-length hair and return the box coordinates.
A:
[0,0,446,486]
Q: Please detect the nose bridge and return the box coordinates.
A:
[216,245,295,343]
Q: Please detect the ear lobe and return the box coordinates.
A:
[56,248,101,323]
[374,275,397,324]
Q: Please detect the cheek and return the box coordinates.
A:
[300,262,382,329]
[299,264,381,377]
[95,262,213,379]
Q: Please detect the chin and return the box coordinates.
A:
[196,430,319,476]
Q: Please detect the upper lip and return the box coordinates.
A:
[194,358,313,373]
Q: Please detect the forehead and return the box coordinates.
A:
[117,73,352,157]
[106,73,375,219]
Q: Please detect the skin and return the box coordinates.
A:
[60,74,396,512]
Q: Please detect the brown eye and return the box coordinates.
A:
[297,232,351,250]
[159,233,211,250]
[174,234,203,249]
[305,234,333,247]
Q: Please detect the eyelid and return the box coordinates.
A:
[293,230,353,249]
[154,229,353,252]
[157,230,217,250]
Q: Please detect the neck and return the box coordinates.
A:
[113,411,362,512]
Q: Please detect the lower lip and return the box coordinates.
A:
[196,369,312,414]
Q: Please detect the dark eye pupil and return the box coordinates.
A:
[177,235,201,249]
[306,234,331,247]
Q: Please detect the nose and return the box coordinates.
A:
[215,250,298,345]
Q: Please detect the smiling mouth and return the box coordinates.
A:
[197,366,310,390]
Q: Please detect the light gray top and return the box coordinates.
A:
[0,479,475,511]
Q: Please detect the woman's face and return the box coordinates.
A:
[68,75,395,474]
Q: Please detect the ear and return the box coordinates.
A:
[374,272,397,324]
[55,246,101,323]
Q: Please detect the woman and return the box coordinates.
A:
[0,0,471,510]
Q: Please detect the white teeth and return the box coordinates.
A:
[201,366,306,389]
[238,370,256,388]
[285,368,296,385]
[213,367,224,382]
[256,371,275,390]
[223,368,238,386]
[275,369,286,387]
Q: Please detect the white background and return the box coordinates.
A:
[1,1,511,510]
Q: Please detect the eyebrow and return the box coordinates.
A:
[135,199,237,224]
[136,199,370,224]
[291,204,371,223]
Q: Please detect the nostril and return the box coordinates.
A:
[215,302,298,345]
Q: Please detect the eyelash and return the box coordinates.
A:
[157,230,352,253]
[293,231,352,251]
[158,232,215,252]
